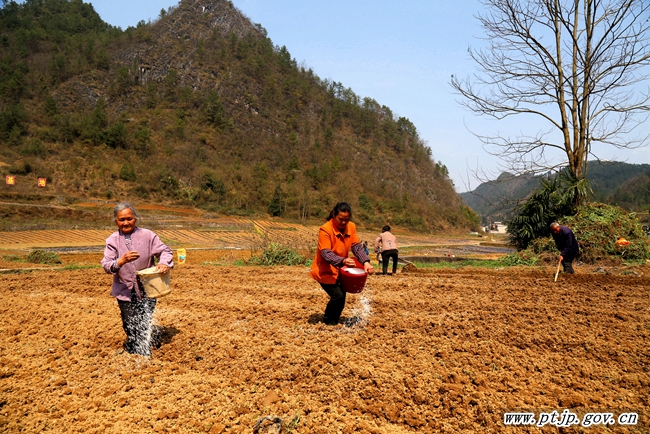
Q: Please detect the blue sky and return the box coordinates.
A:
[89,0,650,192]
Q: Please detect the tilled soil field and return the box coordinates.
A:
[0,250,649,433]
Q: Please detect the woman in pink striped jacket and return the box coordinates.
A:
[101,202,173,356]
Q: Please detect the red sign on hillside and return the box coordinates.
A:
[6,175,15,185]
[37,178,47,188]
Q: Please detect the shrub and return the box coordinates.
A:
[268,185,284,217]
[248,243,306,266]
[19,138,46,157]
[120,163,137,181]
[2,254,24,262]
[27,250,62,264]
[204,91,227,128]
[100,122,127,149]
[8,160,32,175]
[134,126,152,154]
[0,104,27,139]
[499,251,539,266]
[201,171,225,197]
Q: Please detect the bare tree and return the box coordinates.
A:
[452,0,650,185]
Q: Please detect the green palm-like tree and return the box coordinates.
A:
[506,171,591,249]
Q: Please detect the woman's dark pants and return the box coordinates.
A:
[117,293,156,356]
[319,282,346,325]
[381,249,399,275]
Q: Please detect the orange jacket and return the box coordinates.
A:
[310,219,361,284]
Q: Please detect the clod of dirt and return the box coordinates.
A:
[261,390,280,407]
[401,263,417,273]
[253,416,282,434]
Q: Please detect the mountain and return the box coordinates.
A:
[461,161,650,223]
[459,172,538,223]
[608,171,650,211]
[0,0,477,232]
[587,162,650,203]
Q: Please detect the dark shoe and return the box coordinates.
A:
[322,316,338,326]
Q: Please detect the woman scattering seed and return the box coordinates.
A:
[309,202,373,326]
[101,202,174,356]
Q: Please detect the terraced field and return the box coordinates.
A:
[0,219,481,252]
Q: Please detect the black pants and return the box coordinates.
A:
[117,293,156,356]
[562,257,575,274]
[381,249,398,275]
[319,282,346,325]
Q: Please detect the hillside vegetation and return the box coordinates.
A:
[526,203,650,263]
[0,0,477,232]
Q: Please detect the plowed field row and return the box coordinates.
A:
[0,221,480,251]
[0,229,260,249]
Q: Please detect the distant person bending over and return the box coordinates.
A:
[310,202,373,326]
[375,225,399,275]
[363,241,370,256]
[101,202,174,356]
[550,222,579,275]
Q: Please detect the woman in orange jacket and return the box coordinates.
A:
[310,202,373,325]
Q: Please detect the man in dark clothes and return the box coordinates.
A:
[550,222,580,274]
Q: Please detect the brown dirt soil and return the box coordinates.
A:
[0,250,649,433]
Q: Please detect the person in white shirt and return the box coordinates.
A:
[375,225,399,275]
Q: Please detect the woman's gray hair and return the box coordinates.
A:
[113,202,139,222]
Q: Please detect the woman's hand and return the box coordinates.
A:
[155,264,170,274]
[343,258,356,267]
[364,262,374,275]
[117,250,140,267]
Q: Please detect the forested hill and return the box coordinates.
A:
[0,0,478,232]
[461,161,650,224]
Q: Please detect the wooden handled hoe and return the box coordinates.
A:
[554,258,562,282]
